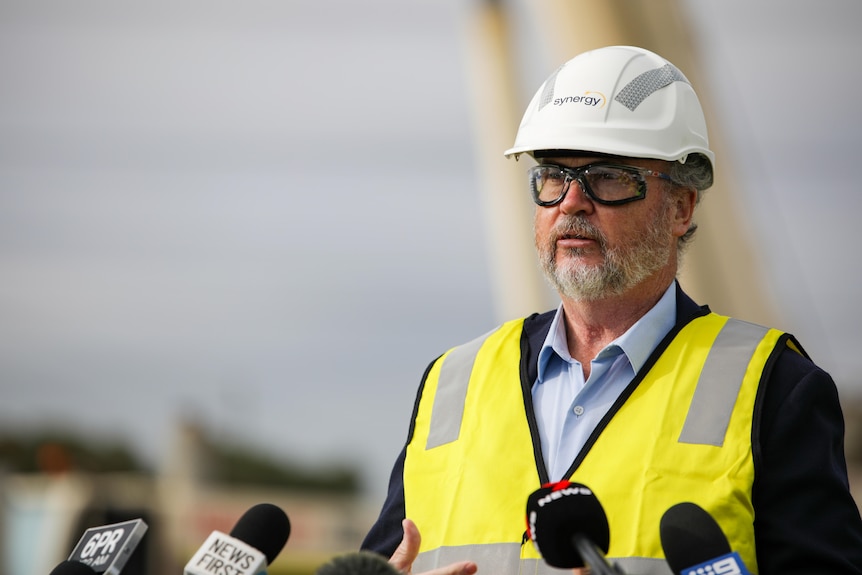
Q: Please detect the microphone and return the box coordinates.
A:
[49,561,98,575]
[659,502,751,575]
[54,518,148,575]
[525,480,625,574]
[184,502,291,575]
[315,551,401,575]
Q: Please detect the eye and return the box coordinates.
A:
[593,169,632,183]
[542,167,567,181]
[609,172,637,187]
[584,166,645,200]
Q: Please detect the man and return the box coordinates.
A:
[361,46,862,574]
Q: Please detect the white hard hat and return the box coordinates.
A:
[504,46,714,182]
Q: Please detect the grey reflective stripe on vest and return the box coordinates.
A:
[426,328,499,449]
[415,544,672,575]
[678,318,769,446]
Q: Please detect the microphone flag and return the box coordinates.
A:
[184,531,267,575]
[679,551,751,575]
[66,518,148,575]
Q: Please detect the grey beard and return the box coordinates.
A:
[537,212,673,302]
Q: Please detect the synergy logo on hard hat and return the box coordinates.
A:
[552,91,606,109]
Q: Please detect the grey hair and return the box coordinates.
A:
[669,152,714,194]
[667,153,714,248]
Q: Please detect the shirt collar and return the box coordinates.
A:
[536,281,678,382]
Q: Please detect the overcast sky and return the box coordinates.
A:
[1,0,861,508]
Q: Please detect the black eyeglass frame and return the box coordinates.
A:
[527,162,675,207]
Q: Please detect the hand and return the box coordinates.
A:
[389,518,478,575]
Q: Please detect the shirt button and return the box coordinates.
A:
[573,405,585,416]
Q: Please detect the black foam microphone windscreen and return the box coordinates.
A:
[525,480,610,569]
[659,502,732,575]
[229,503,291,565]
[49,560,98,575]
[315,551,401,575]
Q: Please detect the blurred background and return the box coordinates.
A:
[2,0,861,573]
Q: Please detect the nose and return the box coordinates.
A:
[558,177,595,215]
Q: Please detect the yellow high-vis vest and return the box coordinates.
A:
[403,313,792,575]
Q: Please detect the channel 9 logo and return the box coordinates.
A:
[682,552,750,575]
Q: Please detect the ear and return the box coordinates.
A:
[671,187,698,238]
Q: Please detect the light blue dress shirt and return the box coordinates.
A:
[532,281,678,481]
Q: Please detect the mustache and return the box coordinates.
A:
[550,216,607,248]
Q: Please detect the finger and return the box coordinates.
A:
[420,560,479,575]
[389,518,421,573]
